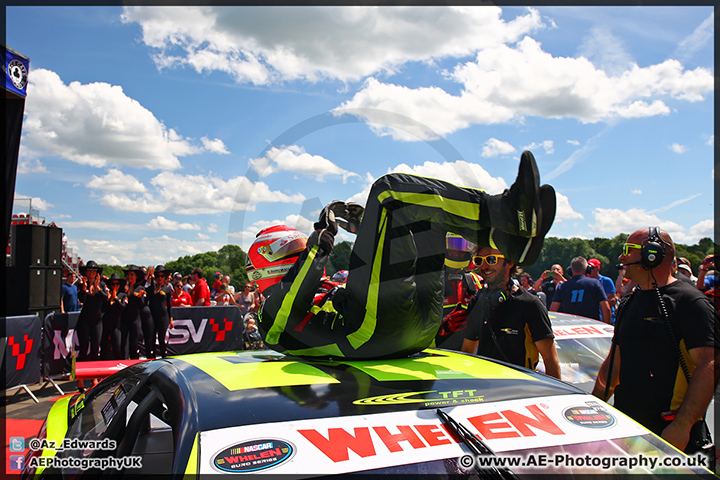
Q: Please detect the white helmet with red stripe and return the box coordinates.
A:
[246,225,308,292]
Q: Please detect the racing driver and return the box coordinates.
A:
[250,150,556,359]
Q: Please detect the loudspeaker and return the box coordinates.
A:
[641,227,668,269]
[5,266,46,315]
[46,226,62,267]
[45,268,62,307]
[11,224,46,266]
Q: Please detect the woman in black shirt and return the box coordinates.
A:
[147,265,174,358]
[101,273,126,360]
[76,260,107,391]
[121,265,147,360]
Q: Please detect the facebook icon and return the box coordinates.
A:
[10,454,25,471]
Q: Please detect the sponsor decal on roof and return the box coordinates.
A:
[199,394,647,475]
[354,389,485,408]
[212,439,294,473]
[553,324,613,339]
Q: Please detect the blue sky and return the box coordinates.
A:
[8,6,715,266]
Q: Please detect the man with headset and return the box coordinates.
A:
[592,227,720,462]
[460,245,561,379]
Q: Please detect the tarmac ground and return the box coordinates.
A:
[4,378,79,476]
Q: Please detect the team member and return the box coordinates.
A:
[461,246,561,379]
[255,151,556,359]
[550,257,611,324]
[593,228,720,460]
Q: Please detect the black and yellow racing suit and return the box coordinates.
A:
[259,172,496,359]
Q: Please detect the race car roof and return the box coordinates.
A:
[153,349,583,433]
[548,311,613,327]
[548,312,614,339]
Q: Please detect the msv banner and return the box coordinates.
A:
[42,306,245,377]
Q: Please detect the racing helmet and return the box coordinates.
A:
[246,225,308,292]
[445,233,476,270]
[330,270,349,284]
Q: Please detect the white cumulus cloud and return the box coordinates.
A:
[554,191,583,222]
[17,158,48,174]
[91,172,306,215]
[250,145,359,182]
[68,236,223,266]
[121,6,544,84]
[147,216,201,231]
[587,207,712,243]
[482,138,517,158]
[341,37,712,141]
[23,68,229,170]
[201,137,230,154]
[86,169,147,193]
[669,143,687,154]
[522,140,554,155]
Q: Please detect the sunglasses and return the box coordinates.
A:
[622,243,643,256]
[157,273,166,278]
[472,254,505,266]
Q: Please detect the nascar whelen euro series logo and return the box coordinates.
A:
[213,439,295,473]
[563,403,616,428]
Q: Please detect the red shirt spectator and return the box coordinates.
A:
[171,282,193,307]
[190,268,211,306]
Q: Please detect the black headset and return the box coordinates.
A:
[641,227,670,269]
[487,279,515,309]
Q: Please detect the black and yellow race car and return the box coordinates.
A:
[22,349,714,478]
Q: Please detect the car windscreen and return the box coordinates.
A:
[538,336,612,386]
[64,375,140,446]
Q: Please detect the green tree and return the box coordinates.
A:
[524,237,598,280]
[98,264,125,279]
[326,241,352,276]
[165,245,249,291]
[587,234,628,278]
